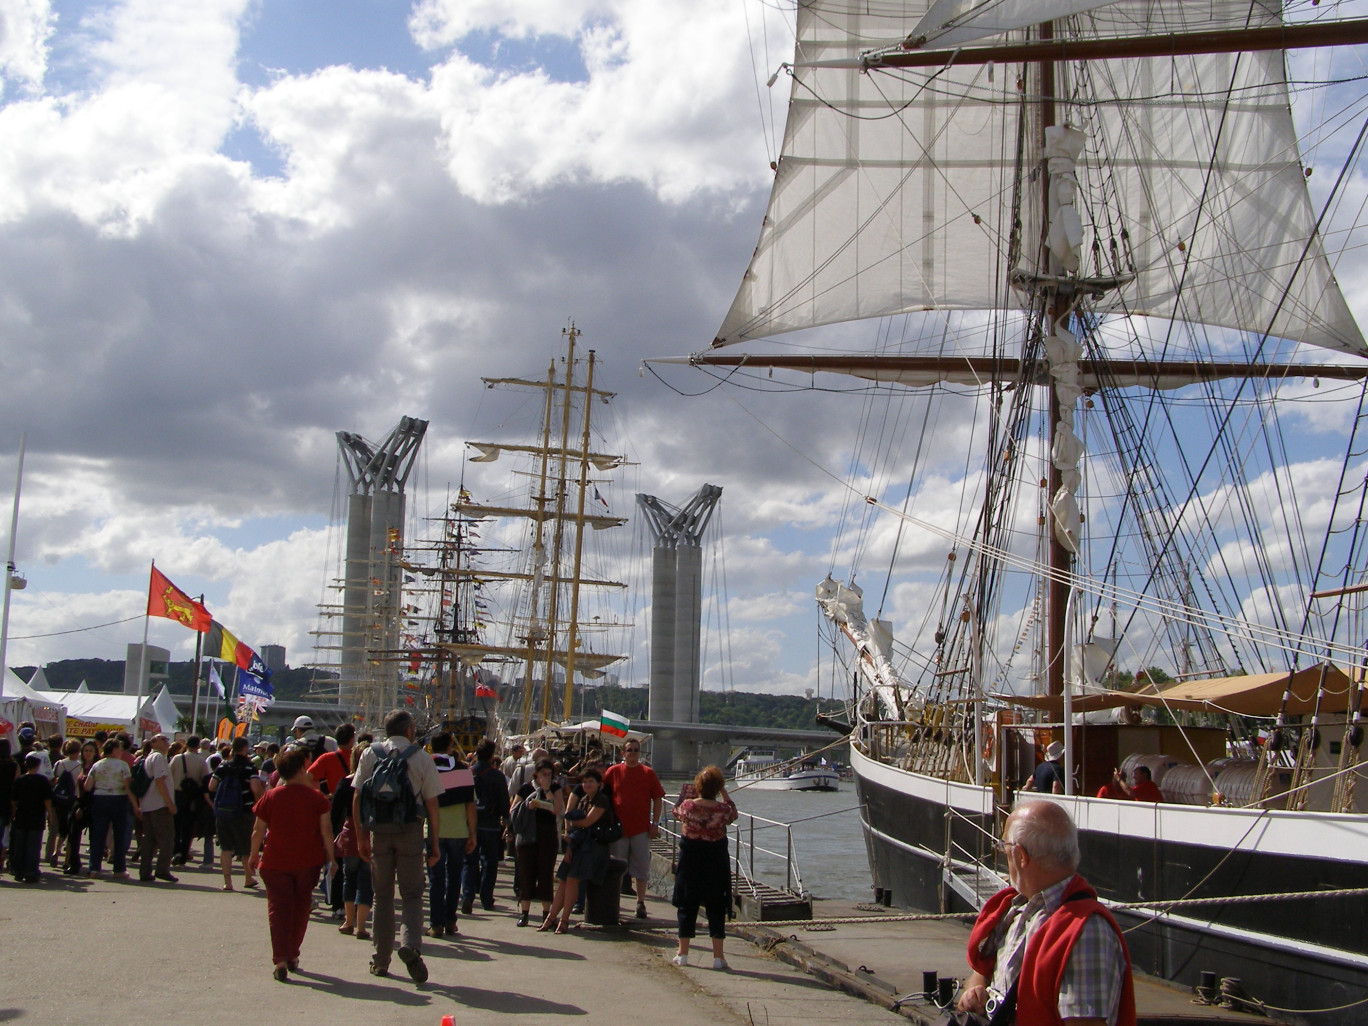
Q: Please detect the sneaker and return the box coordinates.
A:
[368,958,388,977]
[397,945,428,984]
[671,954,688,967]
[713,958,730,971]
[154,872,179,883]
[425,925,445,938]
[112,871,129,879]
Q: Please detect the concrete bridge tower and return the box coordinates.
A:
[636,484,722,774]
[336,416,428,725]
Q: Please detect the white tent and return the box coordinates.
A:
[1,669,67,740]
[38,689,169,739]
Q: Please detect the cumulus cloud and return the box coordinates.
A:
[0,0,52,94]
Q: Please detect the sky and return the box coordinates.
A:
[1,0,1368,704]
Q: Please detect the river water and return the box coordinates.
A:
[663,778,874,903]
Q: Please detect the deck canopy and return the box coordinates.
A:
[991,664,1362,717]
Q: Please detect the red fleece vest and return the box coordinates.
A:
[967,874,1136,1026]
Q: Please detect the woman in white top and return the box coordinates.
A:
[82,738,138,877]
[49,738,82,867]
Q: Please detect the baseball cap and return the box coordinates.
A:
[17,726,35,742]
[291,716,314,731]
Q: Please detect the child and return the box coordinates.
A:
[11,754,53,882]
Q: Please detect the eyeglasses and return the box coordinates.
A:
[993,839,1027,856]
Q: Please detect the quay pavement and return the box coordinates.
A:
[0,863,910,1025]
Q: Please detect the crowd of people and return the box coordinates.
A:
[0,711,743,980]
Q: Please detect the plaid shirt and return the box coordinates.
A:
[987,875,1124,1025]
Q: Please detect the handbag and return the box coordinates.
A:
[509,792,538,837]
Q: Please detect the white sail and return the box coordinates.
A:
[715,0,1365,356]
[910,0,1119,49]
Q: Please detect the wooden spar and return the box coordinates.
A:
[562,345,597,724]
[541,330,579,727]
[685,354,1368,386]
[1040,21,1070,704]
[865,18,1368,69]
[521,359,557,733]
[1310,581,1368,600]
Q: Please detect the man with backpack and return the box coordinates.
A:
[170,735,210,867]
[352,709,442,984]
[461,739,509,915]
[134,733,178,883]
[208,736,265,891]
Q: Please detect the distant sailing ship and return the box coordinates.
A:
[440,326,631,739]
[677,2,1368,1021]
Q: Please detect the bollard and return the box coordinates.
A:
[938,977,956,1006]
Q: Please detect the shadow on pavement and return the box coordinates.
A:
[286,970,431,1005]
[421,982,587,1016]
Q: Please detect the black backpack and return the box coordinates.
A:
[130,758,153,799]
[51,768,77,810]
[177,754,203,804]
[359,744,421,832]
[212,764,249,817]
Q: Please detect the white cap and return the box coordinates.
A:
[291,715,314,731]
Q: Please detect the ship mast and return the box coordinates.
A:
[452,331,628,732]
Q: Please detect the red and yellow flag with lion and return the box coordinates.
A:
[147,566,211,632]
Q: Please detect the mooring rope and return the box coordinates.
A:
[741,885,1368,928]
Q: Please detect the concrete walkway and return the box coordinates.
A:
[0,862,908,1025]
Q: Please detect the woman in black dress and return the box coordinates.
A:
[540,766,611,934]
[512,758,564,927]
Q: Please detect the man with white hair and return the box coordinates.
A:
[291,715,338,758]
[958,800,1135,1026]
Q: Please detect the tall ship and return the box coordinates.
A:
[442,326,631,737]
[679,2,1368,1021]
[314,329,631,743]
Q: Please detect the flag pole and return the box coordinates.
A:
[135,560,153,743]
[0,431,26,709]
[189,598,205,735]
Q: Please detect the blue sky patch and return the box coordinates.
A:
[456,28,588,83]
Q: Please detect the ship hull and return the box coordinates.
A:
[852,744,1368,1026]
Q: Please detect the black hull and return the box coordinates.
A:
[854,755,1368,1026]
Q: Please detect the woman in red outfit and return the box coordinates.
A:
[248,746,335,981]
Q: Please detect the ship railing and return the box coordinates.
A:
[658,809,807,902]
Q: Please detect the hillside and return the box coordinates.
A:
[13,660,845,731]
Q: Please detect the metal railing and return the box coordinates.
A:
[659,809,808,905]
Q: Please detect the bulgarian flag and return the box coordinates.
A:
[147,566,212,632]
[600,710,630,739]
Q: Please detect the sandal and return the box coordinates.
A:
[555,921,570,934]
[338,923,355,935]
[537,917,555,932]
[356,928,370,940]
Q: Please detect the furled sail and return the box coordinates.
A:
[714,0,1366,356]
